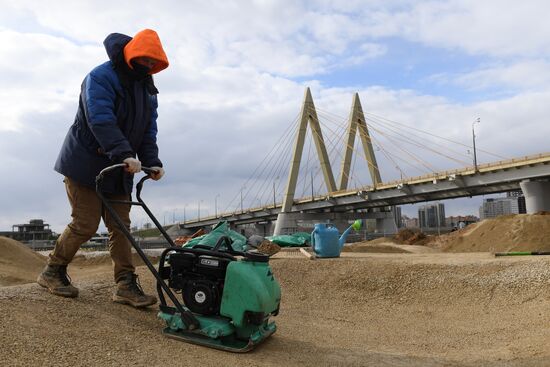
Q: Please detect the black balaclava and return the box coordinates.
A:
[130,59,151,80]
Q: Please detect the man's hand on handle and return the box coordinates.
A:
[123,158,142,173]
[149,166,165,181]
[122,158,164,180]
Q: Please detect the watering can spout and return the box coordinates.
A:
[338,220,362,248]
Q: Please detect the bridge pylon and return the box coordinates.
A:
[280,87,336,212]
[274,87,336,235]
[338,93,382,190]
[273,88,397,236]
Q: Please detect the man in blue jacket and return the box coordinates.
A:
[38,29,169,308]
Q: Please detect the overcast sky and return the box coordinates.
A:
[1,0,550,233]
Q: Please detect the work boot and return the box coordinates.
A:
[113,273,157,308]
[37,264,79,298]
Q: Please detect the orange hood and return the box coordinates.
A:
[123,29,169,74]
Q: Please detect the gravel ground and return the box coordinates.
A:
[3,253,550,366]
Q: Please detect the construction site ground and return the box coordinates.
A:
[3,213,550,366]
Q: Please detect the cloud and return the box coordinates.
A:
[432,60,550,92]
[5,1,395,78]
[1,1,550,233]
[394,1,550,58]
[0,29,103,131]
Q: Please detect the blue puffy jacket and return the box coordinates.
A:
[54,33,163,194]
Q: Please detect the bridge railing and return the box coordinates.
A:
[183,152,550,225]
[330,152,550,197]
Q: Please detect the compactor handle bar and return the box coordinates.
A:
[93,163,201,330]
[96,163,160,201]
[97,163,158,180]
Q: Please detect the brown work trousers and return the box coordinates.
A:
[48,177,134,281]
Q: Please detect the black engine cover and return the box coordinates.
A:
[165,251,232,316]
[182,280,220,315]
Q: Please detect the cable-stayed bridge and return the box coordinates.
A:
[181,88,550,234]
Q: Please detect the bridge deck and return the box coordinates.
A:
[182,152,550,227]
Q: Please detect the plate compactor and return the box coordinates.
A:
[96,164,281,352]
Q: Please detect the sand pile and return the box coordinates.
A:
[431,213,550,252]
[0,236,46,286]
[342,240,439,254]
[70,250,161,267]
[256,240,281,256]
[342,241,412,253]
[4,254,550,365]
[369,236,395,244]
[394,228,427,245]
[341,231,433,253]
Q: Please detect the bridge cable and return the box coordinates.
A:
[246,121,299,210]
[315,109,387,175]
[317,107,475,175]
[311,112,370,193]
[369,132,432,176]
[252,126,299,208]
[364,111,509,160]
[221,113,299,215]
[311,113,369,193]
[368,124,439,172]
[316,111,428,191]
[314,110,382,186]
[317,106,508,164]
[247,109,314,210]
[364,115,473,162]
[366,120,472,167]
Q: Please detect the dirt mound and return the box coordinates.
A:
[71,250,160,267]
[363,230,429,247]
[0,236,46,286]
[368,236,396,244]
[3,255,550,365]
[342,241,439,254]
[431,213,550,253]
[256,240,281,256]
[394,228,427,245]
[342,242,411,253]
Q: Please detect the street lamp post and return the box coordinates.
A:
[310,171,314,201]
[436,202,441,236]
[272,176,280,208]
[397,166,403,181]
[273,181,276,208]
[472,117,480,172]
[215,194,220,218]
[240,188,244,213]
[198,200,203,221]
